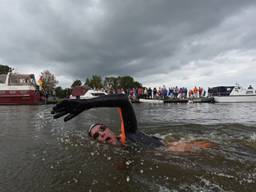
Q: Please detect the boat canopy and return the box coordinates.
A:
[8,73,36,86]
[208,86,234,96]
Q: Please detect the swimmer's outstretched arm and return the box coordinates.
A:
[51,94,137,133]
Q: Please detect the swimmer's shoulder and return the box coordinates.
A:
[126,131,165,148]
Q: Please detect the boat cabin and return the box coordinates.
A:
[208,86,234,97]
[209,85,256,97]
[0,73,37,86]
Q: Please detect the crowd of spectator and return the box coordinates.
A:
[105,86,206,100]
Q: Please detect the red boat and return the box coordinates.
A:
[0,72,44,105]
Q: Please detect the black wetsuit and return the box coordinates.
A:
[52,94,165,148]
[126,131,164,148]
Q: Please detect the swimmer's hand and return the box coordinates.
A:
[51,99,89,121]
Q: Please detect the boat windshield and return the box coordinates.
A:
[208,86,234,96]
[9,74,36,86]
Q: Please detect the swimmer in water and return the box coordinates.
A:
[87,123,215,152]
[52,94,215,152]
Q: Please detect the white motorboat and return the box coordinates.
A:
[139,98,164,104]
[208,85,256,103]
[70,89,107,99]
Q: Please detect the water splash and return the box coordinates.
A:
[249,132,256,142]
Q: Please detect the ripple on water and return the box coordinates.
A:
[2,104,256,191]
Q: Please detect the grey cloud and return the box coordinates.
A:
[0,0,255,87]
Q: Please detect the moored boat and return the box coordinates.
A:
[208,85,256,103]
[69,87,107,99]
[139,98,164,103]
[139,98,164,104]
[0,72,43,105]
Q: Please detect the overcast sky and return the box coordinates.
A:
[1,0,256,89]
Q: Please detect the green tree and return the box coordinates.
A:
[85,78,90,86]
[40,70,58,95]
[103,75,142,90]
[118,76,142,89]
[133,81,142,88]
[0,64,12,74]
[55,86,64,98]
[104,76,118,90]
[119,76,133,89]
[55,86,71,98]
[86,75,103,89]
[71,80,82,88]
[63,88,72,98]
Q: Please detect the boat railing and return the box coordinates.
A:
[8,82,35,86]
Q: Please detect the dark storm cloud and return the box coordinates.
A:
[0,0,256,87]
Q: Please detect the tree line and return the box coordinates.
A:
[0,64,12,74]
[72,75,141,90]
[60,74,142,98]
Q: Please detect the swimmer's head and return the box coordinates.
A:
[88,123,118,145]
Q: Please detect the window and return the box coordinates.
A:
[0,74,7,83]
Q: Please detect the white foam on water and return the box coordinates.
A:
[179,177,225,192]
[158,185,171,192]
[215,173,234,179]
[249,132,256,142]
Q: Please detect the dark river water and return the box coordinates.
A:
[1,103,256,192]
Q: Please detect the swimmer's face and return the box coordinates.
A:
[89,124,118,145]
